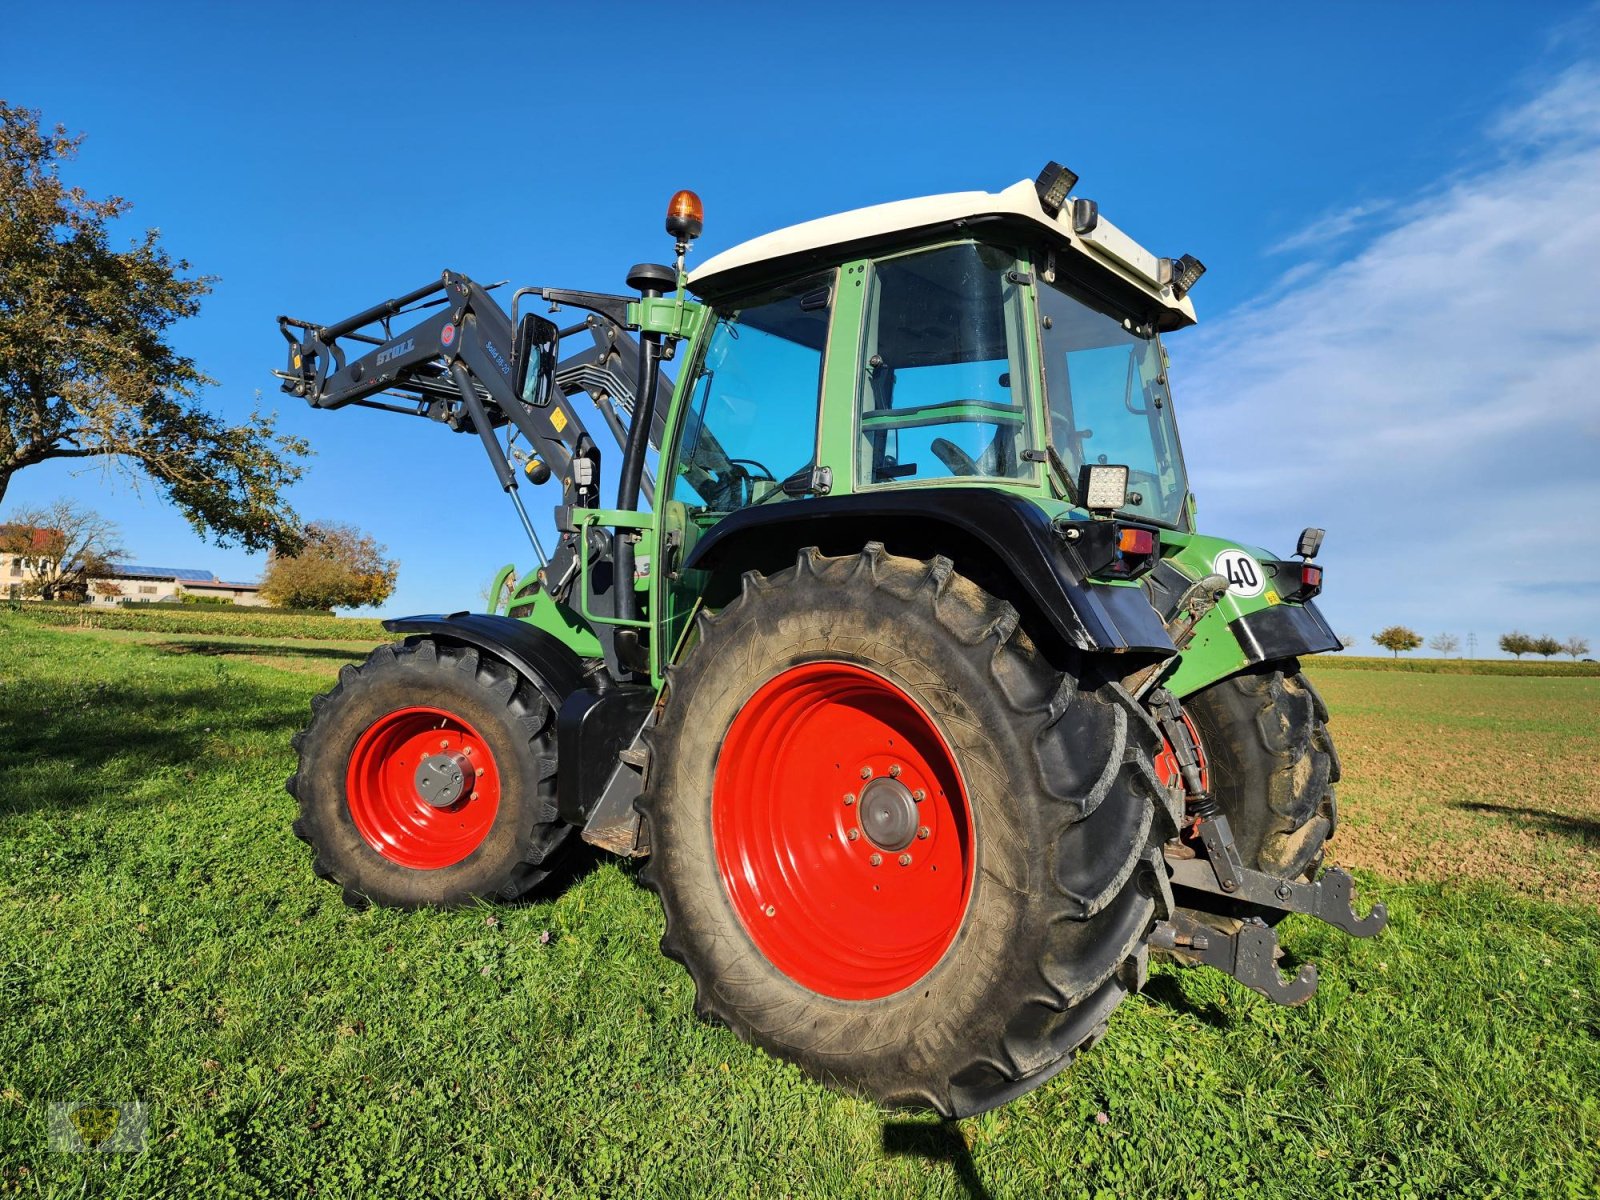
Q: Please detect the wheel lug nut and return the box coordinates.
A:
[860,766,873,779]
[476,768,484,777]
[846,829,860,841]
[889,764,901,778]
[469,790,479,801]
[898,854,912,866]
[764,905,776,917]
[843,793,856,806]
[439,739,450,748]
[869,854,882,867]
[912,789,925,802]
[917,826,930,840]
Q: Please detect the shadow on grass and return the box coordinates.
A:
[882,1120,992,1200]
[151,639,369,662]
[1455,801,1600,844]
[0,676,309,817]
[1139,972,1231,1028]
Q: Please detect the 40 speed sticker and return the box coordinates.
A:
[1213,548,1266,598]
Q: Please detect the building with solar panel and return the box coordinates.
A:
[86,564,266,607]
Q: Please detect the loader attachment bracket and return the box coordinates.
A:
[1150,911,1320,1006]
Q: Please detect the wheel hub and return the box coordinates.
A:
[859,776,917,851]
[413,751,472,808]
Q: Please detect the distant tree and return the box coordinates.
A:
[1564,636,1591,660]
[1499,632,1534,660]
[1372,626,1423,658]
[0,102,308,552]
[259,521,398,612]
[0,498,124,601]
[1428,633,1460,657]
[1339,634,1357,649]
[1531,635,1562,660]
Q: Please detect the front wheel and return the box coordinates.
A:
[287,639,571,908]
[639,544,1175,1116]
[1181,660,1339,892]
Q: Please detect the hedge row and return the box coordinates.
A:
[9,604,389,642]
[1311,654,1600,677]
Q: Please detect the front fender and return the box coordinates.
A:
[383,613,588,710]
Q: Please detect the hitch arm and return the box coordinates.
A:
[1166,850,1387,938]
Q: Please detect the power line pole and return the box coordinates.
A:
[1467,631,1478,659]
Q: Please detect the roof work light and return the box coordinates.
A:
[1034,161,1079,218]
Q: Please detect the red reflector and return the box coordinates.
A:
[1118,528,1155,556]
[1301,565,1323,587]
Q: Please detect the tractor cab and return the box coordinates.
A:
[672,171,1202,533]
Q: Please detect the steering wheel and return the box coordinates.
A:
[930,438,980,477]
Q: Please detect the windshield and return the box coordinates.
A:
[670,273,831,513]
[1038,277,1190,527]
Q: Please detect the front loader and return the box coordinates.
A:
[274,165,1384,1116]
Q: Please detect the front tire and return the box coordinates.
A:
[638,545,1176,1116]
[288,639,570,908]
[1184,660,1339,884]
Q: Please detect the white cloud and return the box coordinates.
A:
[1172,66,1600,650]
[1267,201,1392,255]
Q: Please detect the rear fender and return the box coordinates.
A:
[680,489,1175,663]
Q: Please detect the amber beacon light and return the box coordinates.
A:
[666,190,704,242]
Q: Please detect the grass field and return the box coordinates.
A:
[2,612,1597,1198]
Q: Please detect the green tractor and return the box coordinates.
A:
[275,163,1383,1116]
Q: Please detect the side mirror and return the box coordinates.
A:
[512,313,560,407]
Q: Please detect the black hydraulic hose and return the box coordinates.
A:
[613,331,661,623]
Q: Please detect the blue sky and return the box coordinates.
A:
[4,2,1597,655]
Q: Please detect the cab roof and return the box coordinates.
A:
[687,178,1198,329]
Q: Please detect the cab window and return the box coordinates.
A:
[857,242,1034,486]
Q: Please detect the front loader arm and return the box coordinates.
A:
[278,272,663,512]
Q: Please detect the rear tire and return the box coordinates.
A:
[638,545,1177,1117]
[287,639,570,908]
[1184,660,1339,885]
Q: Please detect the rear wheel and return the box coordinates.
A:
[638,544,1175,1116]
[288,639,570,908]
[1180,660,1339,892]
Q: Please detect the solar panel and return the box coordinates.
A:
[110,564,218,582]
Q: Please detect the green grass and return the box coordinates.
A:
[2,614,1598,1198]
[9,603,388,642]
[1314,654,1599,676]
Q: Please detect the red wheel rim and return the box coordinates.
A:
[713,662,974,1001]
[346,706,502,870]
[1155,710,1208,793]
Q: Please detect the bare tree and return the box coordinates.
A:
[0,498,125,601]
[1428,633,1459,657]
[1563,636,1590,660]
[1339,634,1356,649]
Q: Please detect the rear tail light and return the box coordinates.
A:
[1289,562,1323,601]
[1056,519,1161,581]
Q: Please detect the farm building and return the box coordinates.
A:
[86,564,266,607]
